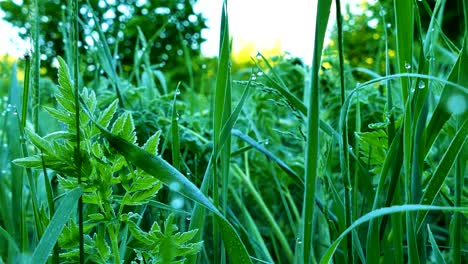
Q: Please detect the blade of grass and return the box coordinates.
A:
[231,164,293,261]
[416,118,468,229]
[171,83,181,170]
[30,187,83,264]
[300,1,332,263]
[427,225,447,264]
[452,6,468,261]
[335,0,353,261]
[320,205,468,264]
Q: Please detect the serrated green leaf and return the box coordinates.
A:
[111,112,126,135]
[55,92,76,114]
[127,183,161,205]
[57,175,78,190]
[44,106,74,126]
[94,124,252,264]
[94,231,111,260]
[122,112,136,143]
[143,130,161,156]
[97,99,118,128]
[126,221,153,245]
[130,176,161,192]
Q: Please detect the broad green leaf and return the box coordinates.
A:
[30,187,82,264]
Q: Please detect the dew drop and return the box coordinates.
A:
[169,182,181,191]
[386,23,392,28]
[404,62,411,70]
[446,94,466,115]
[170,197,184,209]
[186,216,192,221]
[379,9,386,17]
[296,237,302,244]
[250,74,257,81]
[256,52,262,59]
[201,64,207,70]
[175,89,181,95]
[418,80,425,89]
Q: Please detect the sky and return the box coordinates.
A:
[193,0,322,63]
[0,0,351,62]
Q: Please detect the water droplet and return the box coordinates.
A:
[251,74,257,81]
[201,64,207,70]
[418,80,425,89]
[175,89,180,95]
[257,71,264,77]
[296,237,302,244]
[264,139,269,145]
[1,170,6,174]
[170,197,184,209]
[404,62,411,70]
[446,94,466,115]
[169,182,181,191]
[386,23,392,28]
[12,111,18,116]
[379,9,386,16]
[186,172,191,176]
[256,52,262,59]
[186,216,191,221]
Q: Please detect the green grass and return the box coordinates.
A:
[0,0,467,263]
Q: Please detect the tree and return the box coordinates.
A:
[0,0,207,84]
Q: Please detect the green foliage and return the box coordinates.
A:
[13,57,202,262]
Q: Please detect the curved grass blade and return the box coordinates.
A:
[95,125,252,264]
[416,108,468,230]
[30,187,82,264]
[427,225,447,264]
[319,205,468,264]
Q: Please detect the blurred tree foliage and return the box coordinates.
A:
[0,0,206,83]
[324,0,464,82]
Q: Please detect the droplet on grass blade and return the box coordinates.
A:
[170,197,184,209]
[404,62,411,70]
[169,182,181,191]
[446,94,466,115]
[418,80,425,89]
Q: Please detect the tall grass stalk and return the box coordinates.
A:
[70,0,84,262]
[299,1,332,263]
[335,0,353,262]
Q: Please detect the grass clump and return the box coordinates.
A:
[0,0,467,263]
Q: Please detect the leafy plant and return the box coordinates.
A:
[14,57,202,263]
